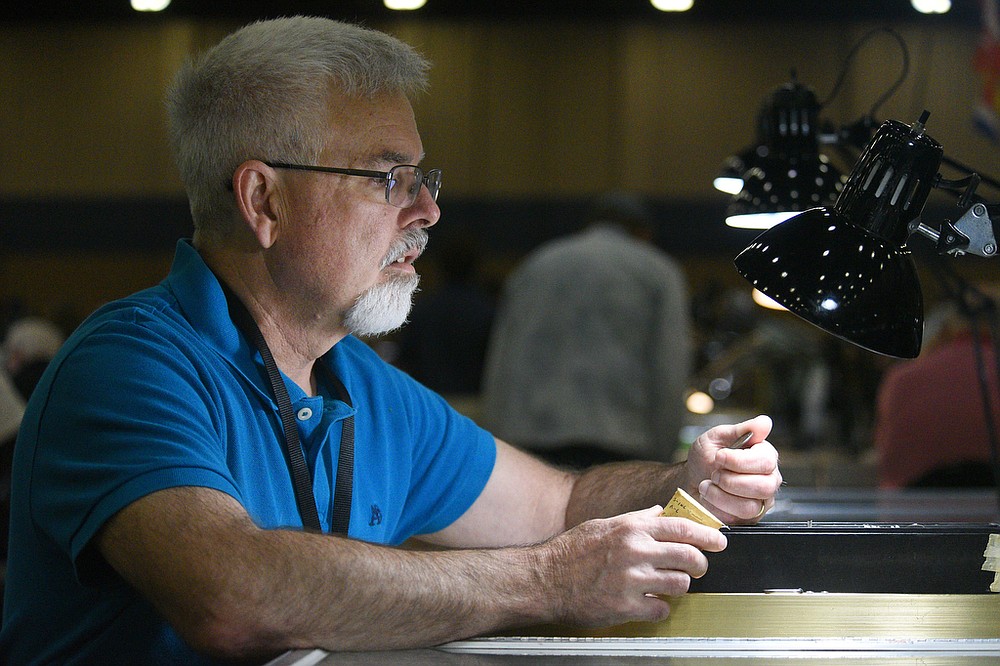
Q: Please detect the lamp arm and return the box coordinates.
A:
[942,154,1000,194]
[934,172,982,208]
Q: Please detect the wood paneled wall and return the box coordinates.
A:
[0,16,993,319]
[2,17,990,198]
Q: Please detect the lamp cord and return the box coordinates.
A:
[819,28,1000,193]
[819,27,909,117]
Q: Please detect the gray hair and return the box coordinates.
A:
[166,16,431,236]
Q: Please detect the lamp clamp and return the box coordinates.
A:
[908,203,998,259]
[906,164,999,259]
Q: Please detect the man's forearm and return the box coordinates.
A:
[232,529,556,656]
[100,486,557,660]
[254,503,719,655]
[564,460,690,528]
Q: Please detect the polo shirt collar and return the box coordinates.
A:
[162,239,350,411]
[164,238,248,364]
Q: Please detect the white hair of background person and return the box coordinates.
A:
[3,317,65,376]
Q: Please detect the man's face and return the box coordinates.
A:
[266,91,441,337]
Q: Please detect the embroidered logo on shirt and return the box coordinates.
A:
[369,504,383,527]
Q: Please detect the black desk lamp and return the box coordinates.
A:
[723,76,846,230]
[733,113,949,358]
[735,111,1000,508]
[719,28,915,231]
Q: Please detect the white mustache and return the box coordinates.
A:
[381,228,429,269]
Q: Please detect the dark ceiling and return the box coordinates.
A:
[2,0,983,25]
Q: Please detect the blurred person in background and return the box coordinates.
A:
[0,352,26,607]
[481,192,692,468]
[0,370,23,567]
[0,315,62,597]
[874,297,1000,488]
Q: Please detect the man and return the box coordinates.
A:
[482,192,692,467]
[0,17,782,664]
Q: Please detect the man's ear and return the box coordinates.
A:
[232,160,280,249]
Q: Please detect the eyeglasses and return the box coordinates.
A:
[265,161,442,209]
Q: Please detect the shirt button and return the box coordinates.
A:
[296,407,313,421]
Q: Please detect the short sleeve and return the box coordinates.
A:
[25,315,240,578]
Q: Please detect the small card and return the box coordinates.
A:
[661,487,725,530]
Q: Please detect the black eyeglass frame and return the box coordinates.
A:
[264,160,441,208]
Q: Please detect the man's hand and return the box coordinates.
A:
[540,506,727,628]
[684,415,782,525]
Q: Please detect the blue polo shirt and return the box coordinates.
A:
[1,239,496,664]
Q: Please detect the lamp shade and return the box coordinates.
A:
[734,208,923,356]
[734,116,944,358]
[725,152,844,229]
[725,78,846,229]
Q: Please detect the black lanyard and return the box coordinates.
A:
[220,282,354,534]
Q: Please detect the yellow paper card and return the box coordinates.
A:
[661,487,725,530]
